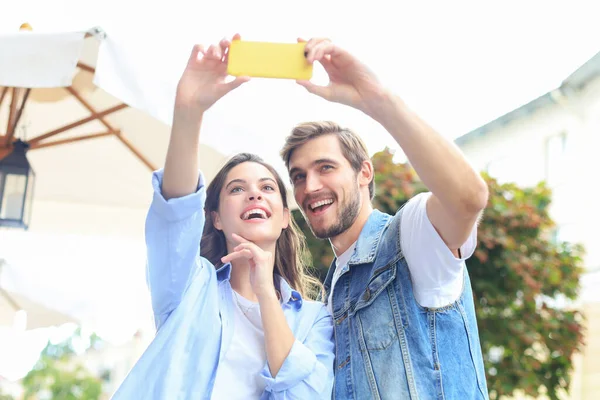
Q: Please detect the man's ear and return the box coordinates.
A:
[212,211,223,230]
[358,160,374,188]
[282,208,290,230]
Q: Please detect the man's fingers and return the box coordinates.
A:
[307,42,336,63]
[297,80,331,100]
[318,56,336,75]
[304,38,331,58]
[305,37,329,49]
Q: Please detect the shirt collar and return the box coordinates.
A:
[348,209,391,265]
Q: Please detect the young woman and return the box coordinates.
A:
[111,35,335,399]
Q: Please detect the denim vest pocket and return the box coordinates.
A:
[353,262,399,351]
[353,262,396,313]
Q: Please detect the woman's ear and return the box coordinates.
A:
[282,208,290,230]
[212,211,223,230]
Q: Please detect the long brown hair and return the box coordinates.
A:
[200,153,322,299]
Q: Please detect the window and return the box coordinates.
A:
[551,223,578,245]
[486,157,517,184]
[485,156,532,187]
[545,132,568,185]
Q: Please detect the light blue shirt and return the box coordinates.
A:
[111,170,335,400]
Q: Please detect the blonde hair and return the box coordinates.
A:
[280,121,375,199]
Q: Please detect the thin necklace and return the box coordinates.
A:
[233,290,256,317]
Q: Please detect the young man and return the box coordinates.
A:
[281,38,490,399]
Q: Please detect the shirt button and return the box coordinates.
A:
[362,288,371,301]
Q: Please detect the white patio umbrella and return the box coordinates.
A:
[0,258,76,330]
[0,25,231,237]
[0,26,220,341]
[0,232,154,342]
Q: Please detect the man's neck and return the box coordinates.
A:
[330,201,374,256]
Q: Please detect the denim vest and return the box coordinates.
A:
[323,209,489,399]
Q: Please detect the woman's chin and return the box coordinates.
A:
[234,227,279,244]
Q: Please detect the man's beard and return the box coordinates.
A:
[308,188,361,240]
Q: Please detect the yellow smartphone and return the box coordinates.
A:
[227,40,313,80]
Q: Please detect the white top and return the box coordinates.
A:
[327,192,477,312]
[211,290,266,399]
[326,242,357,315]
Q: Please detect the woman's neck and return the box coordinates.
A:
[229,259,257,301]
[227,240,277,302]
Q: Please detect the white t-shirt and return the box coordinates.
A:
[327,242,357,315]
[327,192,477,312]
[211,290,266,399]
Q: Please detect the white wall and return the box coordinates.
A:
[458,77,600,272]
[457,74,600,400]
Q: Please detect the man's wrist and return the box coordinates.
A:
[365,91,411,129]
[363,89,397,119]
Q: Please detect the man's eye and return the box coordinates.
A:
[292,174,305,183]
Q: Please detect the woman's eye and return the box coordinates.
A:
[263,185,275,191]
[230,187,243,193]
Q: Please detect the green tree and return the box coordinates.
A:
[22,327,103,400]
[296,147,585,399]
[472,173,584,399]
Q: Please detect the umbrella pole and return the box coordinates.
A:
[0,33,157,171]
[0,287,21,311]
[0,87,31,151]
[0,87,8,108]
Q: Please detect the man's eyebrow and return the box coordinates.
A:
[289,167,303,177]
[313,158,339,166]
[289,158,340,177]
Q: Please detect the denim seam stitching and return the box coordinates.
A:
[458,301,488,398]
[389,284,420,399]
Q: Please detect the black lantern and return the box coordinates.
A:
[0,139,35,229]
